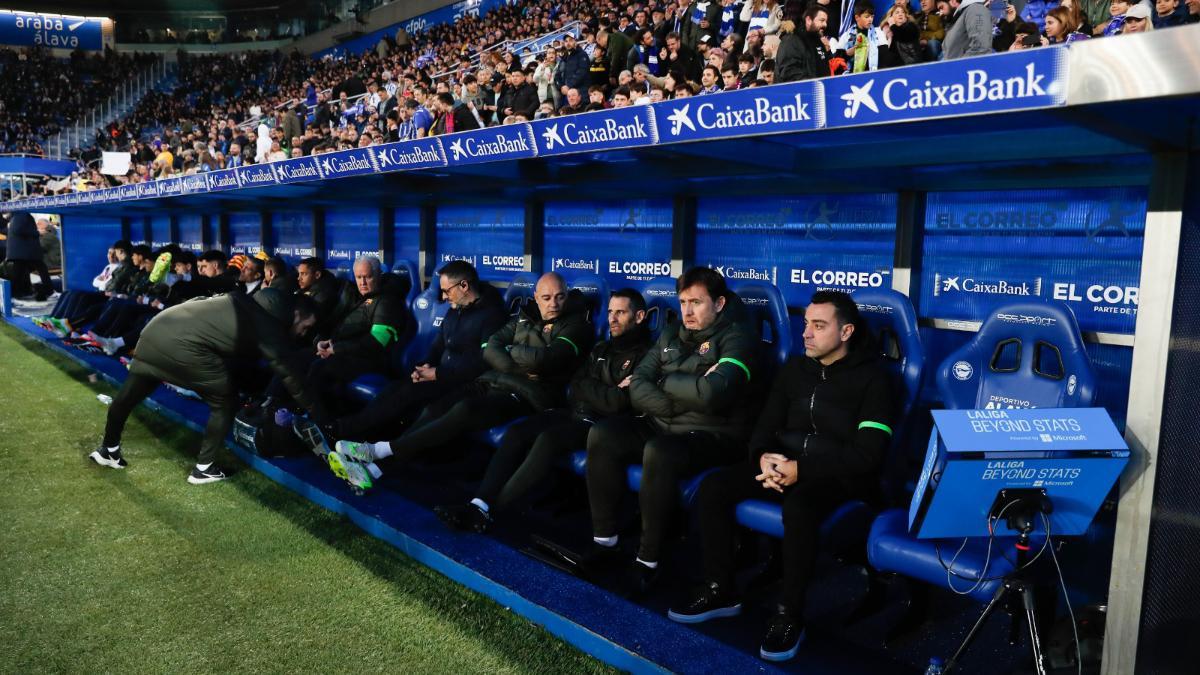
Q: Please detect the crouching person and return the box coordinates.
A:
[668,290,896,662]
[90,289,323,484]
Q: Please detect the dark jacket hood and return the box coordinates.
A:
[252,287,294,324]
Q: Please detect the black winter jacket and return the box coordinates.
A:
[776,30,827,83]
[555,47,592,92]
[480,289,593,411]
[3,212,40,261]
[327,272,408,360]
[301,272,340,332]
[425,282,508,386]
[630,292,758,440]
[747,343,896,493]
[568,322,653,420]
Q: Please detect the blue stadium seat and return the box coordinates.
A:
[640,277,678,342]
[391,258,421,306]
[504,272,538,315]
[403,284,449,372]
[569,273,610,342]
[729,280,792,369]
[735,289,925,559]
[867,299,1096,604]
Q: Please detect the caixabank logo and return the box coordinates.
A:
[656,82,825,142]
[446,125,536,165]
[552,258,600,273]
[826,47,1067,128]
[374,139,446,171]
[534,106,656,156]
[933,273,1042,298]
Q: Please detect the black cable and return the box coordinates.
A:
[936,500,1052,586]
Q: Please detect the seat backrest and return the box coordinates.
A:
[569,273,611,342]
[391,258,421,305]
[640,276,679,343]
[854,288,925,419]
[730,280,791,370]
[403,284,449,372]
[504,272,539,316]
[937,300,1097,410]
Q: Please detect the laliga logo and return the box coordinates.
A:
[840,63,1050,119]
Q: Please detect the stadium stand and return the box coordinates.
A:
[3,2,1200,674]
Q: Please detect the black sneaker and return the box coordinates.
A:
[434,503,492,533]
[624,560,662,599]
[187,465,228,485]
[668,582,742,624]
[759,609,805,662]
[89,447,128,469]
[292,417,332,458]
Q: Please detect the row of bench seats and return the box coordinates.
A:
[344,265,1101,614]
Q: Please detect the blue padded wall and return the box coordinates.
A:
[544,200,673,288]
[436,204,524,282]
[178,214,204,252]
[149,215,172,250]
[694,194,897,307]
[394,207,420,267]
[325,207,382,277]
[61,214,122,291]
[271,211,314,265]
[228,212,262,256]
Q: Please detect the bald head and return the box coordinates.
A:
[535,272,567,320]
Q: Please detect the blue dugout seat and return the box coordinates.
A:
[735,288,925,558]
[866,299,1096,603]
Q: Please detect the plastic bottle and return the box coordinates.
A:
[924,657,945,675]
[96,394,113,405]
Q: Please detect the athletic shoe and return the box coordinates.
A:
[668,582,742,624]
[89,446,128,469]
[31,316,51,331]
[149,252,172,284]
[759,610,805,662]
[47,317,73,338]
[624,560,661,599]
[327,451,373,492]
[187,465,228,485]
[434,503,492,533]
[293,417,332,458]
[93,335,121,356]
[333,439,375,463]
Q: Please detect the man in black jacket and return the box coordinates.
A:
[308,260,507,444]
[90,289,322,484]
[326,272,591,491]
[295,256,339,331]
[435,288,652,533]
[498,68,539,120]
[775,5,832,83]
[587,267,757,593]
[555,34,592,100]
[2,211,53,300]
[667,290,896,662]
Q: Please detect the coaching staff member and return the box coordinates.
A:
[90,288,322,484]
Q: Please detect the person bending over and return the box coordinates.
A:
[90,289,323,484]
[435,288,652,533]
[327,272,591,492]
[667,290,896,662]
[586,267,756,596]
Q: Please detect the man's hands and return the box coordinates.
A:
[756,452,799,492]
[618,375,632,389]
[411,363,436,382]
[316,339,335,359]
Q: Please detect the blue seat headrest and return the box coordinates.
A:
[640,277,679,342]
[729,280,791,369]
[937,300,1097,410]
[853,288,925,418]
[504,272,539,315]
[404,284,448,371]
[569,273,611,341]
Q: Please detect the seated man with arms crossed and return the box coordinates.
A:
[586,267,757,595]
[435,287,652,533]
[327,272,592,492]
[668,290,896,662]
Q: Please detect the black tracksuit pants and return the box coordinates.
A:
[474,410,591,513]
[694,461,855,613]
[586,415,739,562]
[383,386,535,464]
[102,372,235,466]
[335,378,458,441]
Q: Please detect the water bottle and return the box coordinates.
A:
[96,394,113,406]
[924,656,945,675]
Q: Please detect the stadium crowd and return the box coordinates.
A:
[14,0,1194,196]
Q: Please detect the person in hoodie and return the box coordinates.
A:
[943,0,994,58]
[667,290,896,663]
[326,272,591,492]
[308,260,508,444]
[435,288,653,533]
[587,267,757,596]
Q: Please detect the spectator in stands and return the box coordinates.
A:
[90,288,323,485]
[559,88,587,115]
[411,87,435,138]
[598,29,636,85]
[556,34,592,100]
[589,45,611,90]
[944,0,994,58]
[436,288,652,533]
[267,140,288,162]
[325,272,590,492]
[1152,0,1187,26]
[1,212,53,300]
[612,86,634,107]
[700,65,724,93]
[1044,5,1092,41]
[685,0,724,47]
[916,0,947,59]
[1098,0,1134,34]
[1020,0,1059,32]
[586,268,756,596]
[742,0,785,38]
[668,291,896,663]
[1119,3,1155,31]
[837,3,886,71]
[305,255,407,415]
[316,260,506,443]
[499,68,539,120]
[628,29,663,75]
[534,48,561,110]
[880,4,927,65]
[662,31,704,81]
[776,6,832,82]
